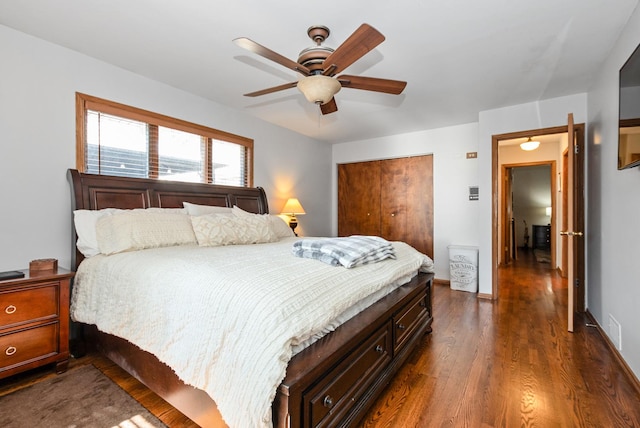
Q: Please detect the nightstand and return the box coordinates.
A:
[0,268,73,379]
[532,225,551,250]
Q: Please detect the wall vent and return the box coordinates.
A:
[608,314,622,351]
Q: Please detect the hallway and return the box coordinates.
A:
[362,249,640,427]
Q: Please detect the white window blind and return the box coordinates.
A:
[77,93,253,187]
[86,111,149,178]
[158,126,204,182]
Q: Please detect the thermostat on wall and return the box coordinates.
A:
[469,186,479,201]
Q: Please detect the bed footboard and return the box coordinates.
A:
[275,271,433,427]
[83,272,432,428]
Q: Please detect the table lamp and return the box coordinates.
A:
[281,198,305,236]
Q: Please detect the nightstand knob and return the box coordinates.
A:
[397,323,406,330]
[5,346,17,356]
[375,345,384,353]
[4,305,16,315]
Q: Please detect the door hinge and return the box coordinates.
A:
[575,278,580,287]
[574,145,579,155]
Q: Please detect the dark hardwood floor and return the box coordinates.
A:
[2,249,639,427]
[362,248,640,427]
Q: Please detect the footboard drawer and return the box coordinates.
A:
[304,322,392,428]
[393,289,429,353]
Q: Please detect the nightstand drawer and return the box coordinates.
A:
[0,323,58,370]
[0,284,58,328]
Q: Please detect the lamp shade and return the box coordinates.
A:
[297,75,341,105]
[281,198,306,215]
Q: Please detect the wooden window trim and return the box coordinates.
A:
[75,92,254,186]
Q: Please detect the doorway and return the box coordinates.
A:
[491,123,585,312]
[501,163,555,267]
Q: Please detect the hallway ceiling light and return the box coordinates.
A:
[520,137,540,151]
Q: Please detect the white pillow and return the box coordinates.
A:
[74,208,188,257]
[146,207,187,214]
[233,206,295,239]
[191,214,276,246]
[96,210,197,255]
[269,215,295,238]
[183,202,233,216]
[74,208,120,257]
[231,205,254,217]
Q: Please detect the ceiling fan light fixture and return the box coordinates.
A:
[297,75,341,105]
[520,137,540,151]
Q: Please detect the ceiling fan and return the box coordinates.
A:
[233,23,407,115]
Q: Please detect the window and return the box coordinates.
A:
[76,93,253,186]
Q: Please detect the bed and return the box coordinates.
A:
[67,169,435,428]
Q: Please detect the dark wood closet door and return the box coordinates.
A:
[380,158,409,243]
[338,155,433,259]
[338,161,381,237]
[380,156,433,257]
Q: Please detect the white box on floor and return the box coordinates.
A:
[448,245,478,292]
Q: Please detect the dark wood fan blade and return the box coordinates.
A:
[337,75,407,94]
[322,24,385,75]
[243,81,298,97]
[233,37,311,76]
[320,98,338,115]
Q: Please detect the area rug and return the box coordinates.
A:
[0,364,167,428]
[534,249,551,263]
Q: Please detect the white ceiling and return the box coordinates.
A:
[1,0,637,144]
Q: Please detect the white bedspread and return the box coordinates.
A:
[71,237,434,428]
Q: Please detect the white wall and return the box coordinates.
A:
[0,25,331,272]
[331,123,480,281]
[586,5,640,378]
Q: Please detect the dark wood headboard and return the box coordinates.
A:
[67,169,269,268]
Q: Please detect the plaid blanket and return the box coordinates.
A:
[292,235,396,268]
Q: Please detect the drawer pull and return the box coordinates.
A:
[323,395,334,408]
[5,305,17,315]
[419,301,426,307]
[397,323,406,330]
[5,346,17,356]
[375,345,384,353]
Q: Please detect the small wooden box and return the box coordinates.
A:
[29,258,58,273]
